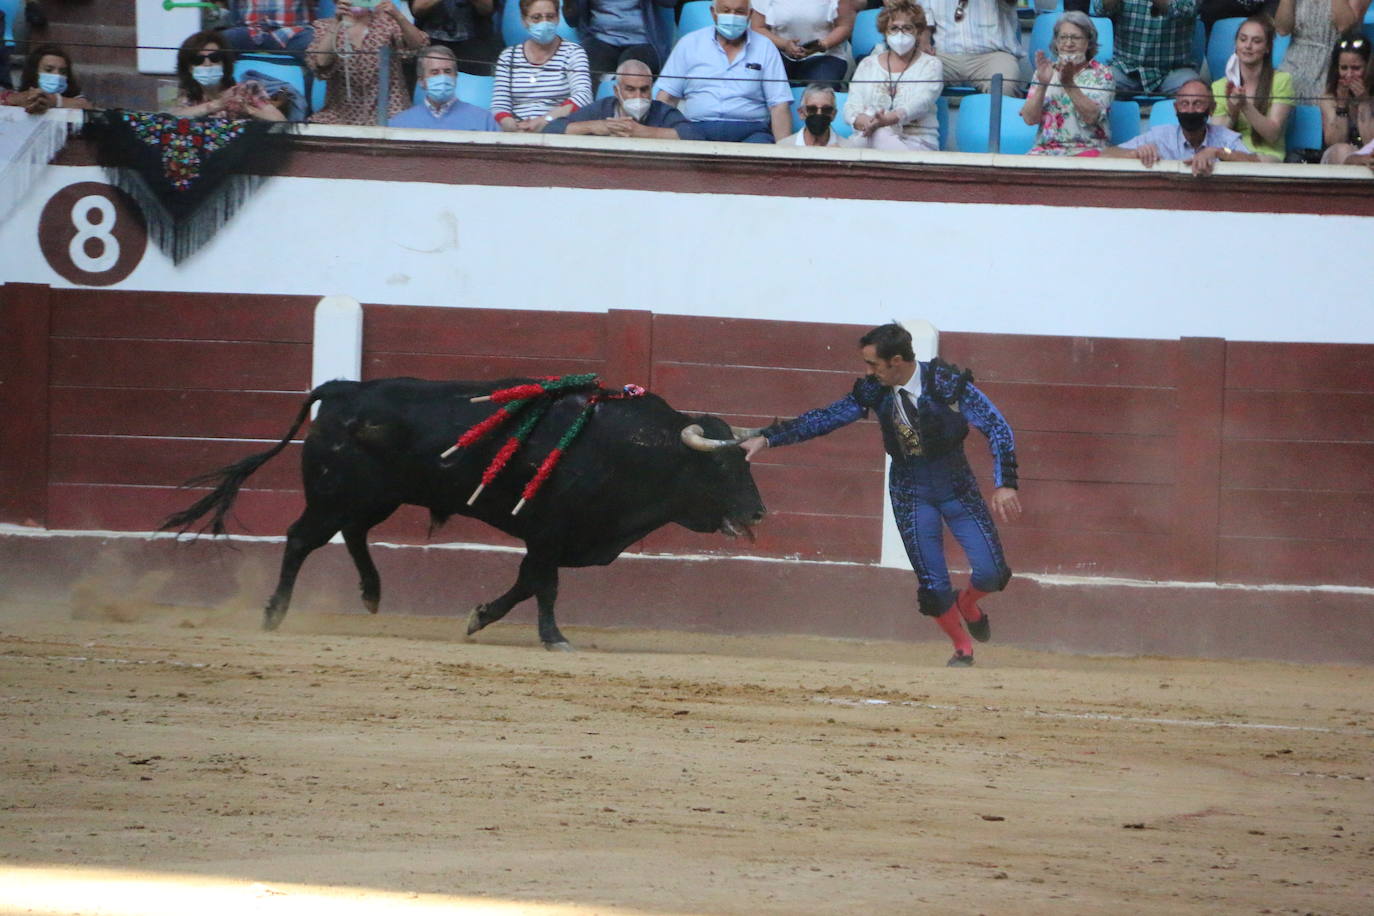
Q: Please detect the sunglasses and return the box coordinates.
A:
[193,51,225,64]
[1338,37,1368,50]
[802,105,836,115]
[954,0,967,22]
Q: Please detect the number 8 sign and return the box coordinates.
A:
[38,182,148,286]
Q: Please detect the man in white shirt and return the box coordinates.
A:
[925,0,1023,96]
[776,83,842,146]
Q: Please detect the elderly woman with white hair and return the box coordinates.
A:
[1021,11,1115,156]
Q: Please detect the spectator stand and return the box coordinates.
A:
[674,1,713,42]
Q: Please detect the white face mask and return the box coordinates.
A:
[886,31,916,56]
[620,96,651,120]
[191,64,223,87]
[1058,50,1086,65]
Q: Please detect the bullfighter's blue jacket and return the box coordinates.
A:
[762,360,1017,615]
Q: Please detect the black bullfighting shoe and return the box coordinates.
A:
[967,611,991,644]
[946,651,974,668]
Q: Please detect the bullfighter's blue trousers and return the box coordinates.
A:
[890,450,1011,617]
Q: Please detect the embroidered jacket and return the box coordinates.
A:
[763,360,1019,489]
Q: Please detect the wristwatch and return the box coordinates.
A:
[543,114,555,122]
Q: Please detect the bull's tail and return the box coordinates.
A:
[159,387,323,537]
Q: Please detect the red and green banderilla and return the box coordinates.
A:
[439,373,599,460]
[464,398,550,505]
[511,396,600,515]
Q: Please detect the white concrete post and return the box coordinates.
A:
[312,295,363,411]
[879,318,939,569]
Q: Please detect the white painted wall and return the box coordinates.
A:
[3,164,1373,344]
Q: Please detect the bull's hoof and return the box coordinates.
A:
[262,609,284,631]
[543,640,575,652]
[465,606,485,637]
[362,597,380,615]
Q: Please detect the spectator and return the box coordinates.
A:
[842,0,941,149]
[1211,15,1292,161]
[1318,35,1373,161]
[544,57,687,135]
[215,0,317,54]
[491,0,594,131]
[1,43,91,114]
[779,81,842,143]
[1091,0,1201,96]
[308,0,428,125]
[1022,11,1114,154]
[387,44,500,127]
[563,0,676,77]
[410,0,504,75]
[166,31,302,120]
[1276,0,1370,103]
[924,0,1023,97]
[654,0,793,142]
[1103,77,1261,172]
[749,0,857,86]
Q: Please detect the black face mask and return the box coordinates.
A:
[1176,110,1208,132]
[804,113,832,137]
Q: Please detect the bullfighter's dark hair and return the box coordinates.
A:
[860,322,915,363]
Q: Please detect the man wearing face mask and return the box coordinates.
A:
[776,82,841,146]
[543,58,687,137]
[1103,78,1259,176]
[388,45,500,129]
[653,0,793,142]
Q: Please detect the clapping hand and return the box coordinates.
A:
[1033,50,1054,87]
[1225,82,1245,119]
[1057,58,1080,88]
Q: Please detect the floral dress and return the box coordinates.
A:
[306,14,411,126]
[1026,58,1115,156]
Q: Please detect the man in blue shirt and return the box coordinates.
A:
[1103,79,1259,176]
[545,59,688,138]
[653,0,793,143]
[387,45,500,131]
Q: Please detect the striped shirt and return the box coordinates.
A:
[230,0,315,46]
[491,41,594,120]
[926,0,1022,57]
[1090,0,1199,92]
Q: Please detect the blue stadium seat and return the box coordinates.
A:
[937,94,949,149]
[457,72,494,109]
[1147,98,1177,127]
[596,76,616,99]
[317,0,336,17]
[1,0,20,47]
[1107,98,1141,144]
[675,0,714,41]
[233,55,308,97]
[1206,17,1287,82]
[1286,103,1322,151]
[1033,0,1064,13]
[1028,14,1115,65]
[501,0,580,46]
[954,92,1039,153]
[852,8,881,61]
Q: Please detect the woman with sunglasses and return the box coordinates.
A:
[1021,12,1114,156]
[168,30,290,120]
[1276,0,1371,103]
[1,44,91,114]
[842,0,941,150]
[1210,15,1292,162]
[1318,35,1374,162]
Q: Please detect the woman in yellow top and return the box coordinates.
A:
[1211,16,1294,162]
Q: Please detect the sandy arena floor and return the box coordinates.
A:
[1,586,1371,916]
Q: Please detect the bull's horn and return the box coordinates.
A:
[729,425,765,440]
[681,424,739,452]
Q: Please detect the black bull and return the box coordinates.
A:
[161,377,767,649]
